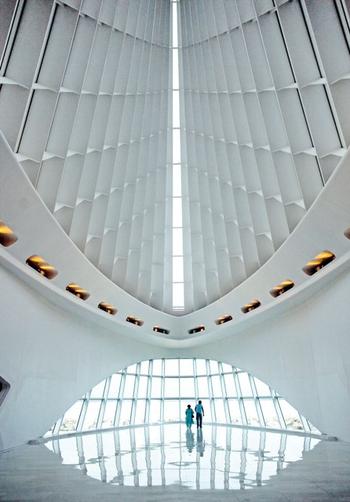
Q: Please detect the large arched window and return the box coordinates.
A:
[48,359,319,435]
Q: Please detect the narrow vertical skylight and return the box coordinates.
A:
[171,0,184,311]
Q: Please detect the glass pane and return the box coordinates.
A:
[228,399,242,425]
[137,376,148,398]
[172,48,179,88]
[123,375,136,398]
[179,377,195,396]
[172,197,183,227]
[150,377,162,398]
[164,400,180,422]
[172,256,184,282]
[173,128,181,163]
[224,373,237,397]
[254,377,271,396]
[83,401,101,430]
[195,359,207,376]
[101,400,117,429]
[221,362,232,372]
[197,376,209,398]
[108,374,121,398]
[243,399,260,426]
[134,400,146,424]
[173,90,180,127]
[238,373,253,397]
[164,378,179,398]
[127,364,137,374]
[172,282,184,309]
[260,399,280,428]
[210,360,219,374]
[119,400,132,426]
[165,359,179,376]
[152,359,163,376]
[179,359,193,376]
[211,375,223,398]
[172,1,178,47]
[149,400,161,423]
[213,399,226,423]
[172,227,183,255]
[90,379,106,398]
[140,360,149,374]
[172,164,182,197]
[279,399,303,430]
[61,401,83,432]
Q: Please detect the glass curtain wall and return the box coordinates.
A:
[49,359,319,435]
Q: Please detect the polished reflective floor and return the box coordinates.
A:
[45,424,320,491]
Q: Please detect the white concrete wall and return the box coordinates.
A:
[187,264,350,441]
[1,130,350,448]
[0,264,173,451]
[1,251,350,449]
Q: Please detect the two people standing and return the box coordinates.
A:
[185,400,204,429]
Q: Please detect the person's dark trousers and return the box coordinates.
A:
[196,413,202,428]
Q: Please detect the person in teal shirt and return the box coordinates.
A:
[195,400,204,428]
[185,404,194,428]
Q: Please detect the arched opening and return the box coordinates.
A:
[48,359,319,435]
[44,359,323,491]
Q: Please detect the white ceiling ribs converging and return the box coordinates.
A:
[0,0,350,314]
[178,0,350,311]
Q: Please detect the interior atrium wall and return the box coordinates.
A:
[1,0,350,452]
[2,1,350,314]
[179,0,350,310]
[0,0,172,312]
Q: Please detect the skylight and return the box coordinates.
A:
[171,0,184,311]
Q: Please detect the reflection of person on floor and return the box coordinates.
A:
[195,400,204,428]
[186,428,194,453]
[185,404,194,429]
[196,428,205,457]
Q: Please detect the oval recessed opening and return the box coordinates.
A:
[26,255,58,280]
[188,325,205,334]
[269,279,294,298]
[98,302,117,315]
[302,250,335,276]
[66,283,90,301]
[241,299,261,314]
[344,228,350,239]
[126,316,144,327]
[153,326,170,334]
[0,220,17,247]
[215,315,233,325]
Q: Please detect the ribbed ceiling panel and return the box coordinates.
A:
[1,0,350,314]
[179,0,349,311]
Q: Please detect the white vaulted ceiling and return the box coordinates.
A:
[1,0,350,314]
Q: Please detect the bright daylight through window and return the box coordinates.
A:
[48,359,319,436]
[171,0,184,311]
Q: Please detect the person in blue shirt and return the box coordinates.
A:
[195,400,204,429]
[185,404,194,429]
